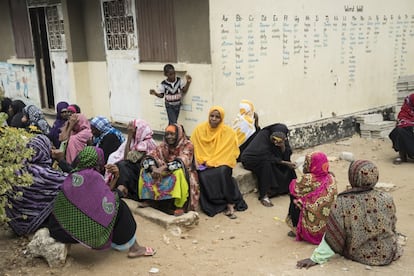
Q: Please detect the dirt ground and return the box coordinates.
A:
[0,135,413,276]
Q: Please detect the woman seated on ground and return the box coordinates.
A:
[48,146,155,258]
[59,112,92,164]
[240,123,297,207]
[285,151,337,244]
[232,99,260,161]
[105,119,157,199]
[135,124,200,215]
[190,106,247,219]
[389,93,414,164]
[22,105,51,135]
[6,135,66,236]
[297,160,403,269]
[90,116,125,163]
[48,101,69,149]
[9,99,26,128]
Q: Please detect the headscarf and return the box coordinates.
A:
[49,101,69,148]
[144,124,200,210]
[6,135,66,236]
[71,146,105,173]
[23,105,51,135]
[9,100,27,128]
[53,146,118,249]
[289,151,337,244]
[346,160,379,192]
[90,116,125,147]
[232,100,257,146]
[397,93,414,127]
[191,106,240,168]
[151,124,192,167]
[65,114,93,163]
[325,159,398,265]
[68,104,81,113]
[270,131,286,143]
[106,119,157,165]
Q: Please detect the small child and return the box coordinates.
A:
[150,64,192,125]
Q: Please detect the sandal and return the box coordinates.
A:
[224,210,237,219]
[260,197,274,207]
[127,246,156,258]
[393,157,402,165]
[287,231,296,238]
[174,209,184,216]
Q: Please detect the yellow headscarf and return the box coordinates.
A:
[191,106,240,168]
[232,100,256,146]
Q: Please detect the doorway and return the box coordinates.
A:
[29,7,55,109]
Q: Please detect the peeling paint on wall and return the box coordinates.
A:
[0,62,41,106]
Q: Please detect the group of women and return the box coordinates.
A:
[232,99,404,268]
[0,95,406,267]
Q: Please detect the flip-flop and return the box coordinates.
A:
[174,209,184,216]
[393,157,402,165]
[128,246,156,258]
[287,231,296,238]
[224,210,237,219]
[260,197,274,207]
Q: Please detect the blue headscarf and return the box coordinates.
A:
[90,116,125,147]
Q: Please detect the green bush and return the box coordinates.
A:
[0,113,34,223]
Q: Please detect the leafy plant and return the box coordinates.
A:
[0,113,34,223]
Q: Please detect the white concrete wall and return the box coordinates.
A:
[68,61,110,119]
[209,0,414,127]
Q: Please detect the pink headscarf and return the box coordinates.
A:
[397,93,414,127]
[289,151,337,245]
[65,114,93,163]
[106,119,157,165]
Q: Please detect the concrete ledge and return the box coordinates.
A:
[233,163,257,195]
[124,199,199,229]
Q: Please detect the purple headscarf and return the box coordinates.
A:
[49,101,69,148]
[6,135,66,236]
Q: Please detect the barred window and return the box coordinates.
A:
[103,0,135,50]
[46,5,66,51]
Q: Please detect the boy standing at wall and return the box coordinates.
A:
[150,64,192,125]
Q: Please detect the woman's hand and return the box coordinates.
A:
[105,164,119,178]
[127,121,135,137]
[296,258,317,269]
[151,165,167,179]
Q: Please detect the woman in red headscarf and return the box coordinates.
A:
[389,93,414,164]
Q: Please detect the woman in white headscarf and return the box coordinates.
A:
[232,100,260,161]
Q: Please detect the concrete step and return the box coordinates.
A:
[233,163,257,195]
[125,163,257,230]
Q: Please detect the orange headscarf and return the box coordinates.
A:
[191,106,239,168]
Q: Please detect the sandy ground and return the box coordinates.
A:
[0,135,413,276]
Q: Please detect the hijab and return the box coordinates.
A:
[191,106,239,168]
[6,135,66,236]
[23,105,51,135]
[106,119,157,165]
[65,114,93,163]
[49,101,69,148]
[397,93,414,127]
[232,100,257,146]
[54,146,117,249]
[90,116,125,147]
[347,160,379,190]
[9,100,27,128]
